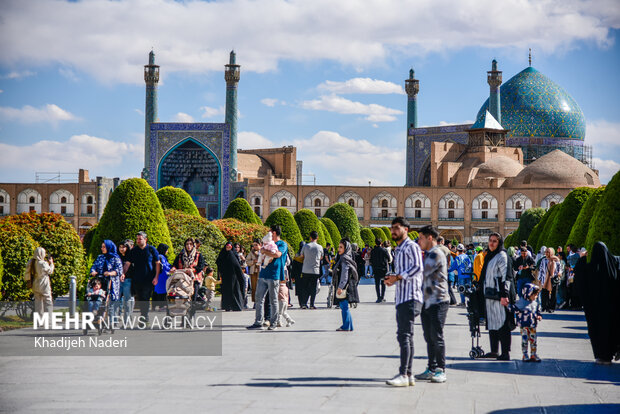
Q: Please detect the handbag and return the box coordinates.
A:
[336,284,348,299]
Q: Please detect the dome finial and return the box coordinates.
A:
[528,48,532,67]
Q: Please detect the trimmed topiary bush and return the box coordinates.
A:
[567,186,605,249]
[408,231,419,241]
[265,208,303,252]
[324,203,363,246]
[381,226,391,242]
[546,187,595,250]
[372,228,387,244]
[511,207,546,243]
[294,209,327,247]
[319,221,333,247]
[254,212,263,225]
[0,223,39,300]
[360,228,375,247]
[212,218,269,252]
[82,224,97,256]
[90,178,172,260]
[320,217,341,246]
[2,212,85,298]
[156,186,200,216]
[223,198,261,225]
[585,171,620,256]
[537,204,562,251]
[164,209,226,272]
[528,204,557,251]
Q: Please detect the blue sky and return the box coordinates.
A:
[0,0,619,185]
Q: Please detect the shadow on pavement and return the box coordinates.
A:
[211,376,386,388]
[540,313,586,322]
[535,331,590,340]
[488,403,620,413]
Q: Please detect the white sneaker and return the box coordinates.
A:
[408,375,415,386]
[386,374,409,387]
[431,368,447,383]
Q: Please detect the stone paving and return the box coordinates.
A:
[0,282,619,413]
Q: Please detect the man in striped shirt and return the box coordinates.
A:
[384,217,424,387]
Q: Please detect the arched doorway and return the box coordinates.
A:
[158,139,221,220]
[439,229,463,244]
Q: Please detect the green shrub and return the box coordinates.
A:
[534,204,561,251]
[223,198,261,224]
[511,208,546,243]
[324,203,363,246]
[2,212,85,298]
[528,204,556,251]
[164,209,226,273]
[381,226,391,242]
[0,223,39,300]
[360,228,375,247]
[585,171,620,256]
[212,218,269,252]
[156,186,200,216]
[294,209,327,247]
[372,228,387,244]
[254,212,263,225]
[504,233,512,248]
[319,221,333,247]
[545,188,595,250]
[90,178,172,260]
[408,231,419,241]
[0,247,3,295]
[82,224,97,256]
[320,217,341,246]
[265,208,303,252]
[566,187,605,249]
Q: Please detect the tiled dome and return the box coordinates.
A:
[476,67,586,140]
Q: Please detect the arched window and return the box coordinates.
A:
[29,196,35,203]
[515,201,521,210]
[281,199,288,207]
[448,200,455,209]
[381,199,388,208]
[254,197,261,205]
[414,200,421,208]
[481,200,488,209]
[348,199,355,207]
[61,196,67,204]
[314,199,321,207]
[0,196,3,203]
[87,195,93,204]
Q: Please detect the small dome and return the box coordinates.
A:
[512,150,600,188]
[476,67,586,141]
[476,156,523,179]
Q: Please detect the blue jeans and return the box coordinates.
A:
[121,278,134,322]
[365,264,373,277]
[88,298,103,313]
[458,276,471,304]
[254,278,279,326]
[339,300,353,330]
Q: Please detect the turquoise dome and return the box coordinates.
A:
[475,67,586,140]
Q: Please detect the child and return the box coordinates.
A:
[203,267,219,311]
[257,232,278,268]
[507,283,543,362]
[277,279,295,328]
[86,278,106,313]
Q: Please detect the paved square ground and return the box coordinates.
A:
[1,283,619,413]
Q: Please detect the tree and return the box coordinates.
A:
[164,209,227,272]
[320,217,341,246]
[264,208,303,253]
[360,228,375,247]
[156,186,200,216]
[82,224,97,256]
[371,228,387,245]
[319,221,333,247]
[223,198,262,225]
[537,204,562,251]
[212,218,269,252]
[1,212,85,298]
[90,178,172,259]
[545,187,595,250]
[0,223,39,300]
[528,204,558,251]
[381,226,396,247]
[585,170,620,256]
[294,209,327,247]
[511,208,546,243]
[324,203,363,246]
[566,187,605,248]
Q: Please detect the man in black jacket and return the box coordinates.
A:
[371,238,390,302]
[513,247,535,298]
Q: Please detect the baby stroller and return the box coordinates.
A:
[83,276,114,336]
[461,282,485,359]
[166,270,199,327]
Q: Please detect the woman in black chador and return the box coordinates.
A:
[574,242,620,364]
[216,242,245,311]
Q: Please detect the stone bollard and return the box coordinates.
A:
[69,276,77,317]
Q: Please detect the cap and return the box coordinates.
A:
[457,243,465,251]
[475,246,483,252]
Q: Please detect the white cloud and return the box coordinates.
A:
[1,70,35,79]
[318,78,405,95]
[0,90,3,94]
[293,131,404,185]
[587,120,620,184]
[0,104,79,125]
[134,108,144,116]
[58,67,79,82]
[173,112,195,123]
[201,105,226,119]
[300,94,402,122]
[0,135,143,175]
[238,131,274,149]
[260,98,279,107]
[592,158,620,184]
[0,0,617,83]
[438,120,474,126]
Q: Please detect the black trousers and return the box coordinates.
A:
[396,300,422,376]
[134,281,153,320]
[374,269,386,300]
[542,286,557,311]
[489,319,512,356]
[421,302,449,370]
[300,273,319,307]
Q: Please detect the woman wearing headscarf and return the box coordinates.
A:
[479,232,511,360]
[172,238,205,284]
[90,240,123,321]
[216,242,245,311]
[153,244,171,309]
[539,247,559,313]
[332,239,359,331]
[26,247,54,316]
[118,239,134,323]
[574,242,620,364]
